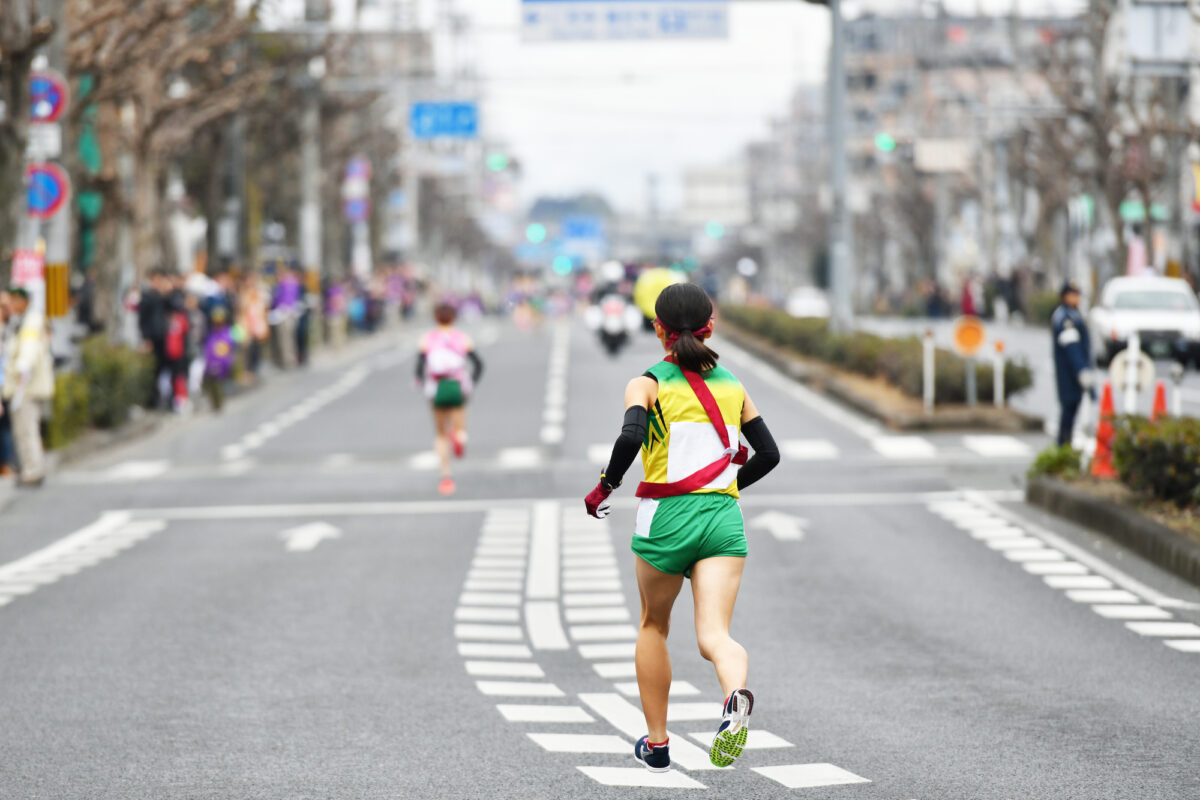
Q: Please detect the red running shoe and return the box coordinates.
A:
[451,432,466,458]
[438,477,456,495]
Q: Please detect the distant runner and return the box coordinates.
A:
[584,283,780,772]
[417,302,483,495]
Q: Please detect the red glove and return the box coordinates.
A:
[584,481,614,519]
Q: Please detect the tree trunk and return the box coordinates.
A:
[133,150,161,279]
[0,52,33,278]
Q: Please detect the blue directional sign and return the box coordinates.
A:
[522,0,728,41]
[410,102,479,140]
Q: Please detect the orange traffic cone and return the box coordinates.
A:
[1091,381,1117,479]
[1151,380,1168,422]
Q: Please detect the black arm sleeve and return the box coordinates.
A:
[467,351,484,383]
[601,406,648,489]
[737,416,780,491]
[414,353,426,381]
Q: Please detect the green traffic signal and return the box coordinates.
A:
[705,221,725,240]
[526,223,547,244]
[552,255,573,276]
[487,153,509,172]
[874,132,896,152]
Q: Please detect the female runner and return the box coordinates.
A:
[416,302,483,495]
[584,283,780,772]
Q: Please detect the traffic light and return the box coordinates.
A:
[526,223,547,244]
[874,132,896,152]
[551,255,573,276]
[705,221,725,240]
[487,153,509,172]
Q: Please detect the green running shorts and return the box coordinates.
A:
[631,493,747,578]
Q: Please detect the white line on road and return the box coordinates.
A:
[454,624,524,641]
[1125,621,1200,637]
[576,766,706,789]
[577,642,637,660]
[527,501,559,600]
[497,704,594,723]
[570,624,637,641]
[464,661,545,678]
[565,606,630,623]
[1090,605,1174,620]
[578,693,717,770]
[525,601,569,651]
[962,435,1033,457]
[780,439,839,460]
[527,733,628,754]
[753,763,871,789]
[457,643,532,659]
[475,681,564,697]
[455,607,520,623]
[615,680,699,697]
[279,521,342,553]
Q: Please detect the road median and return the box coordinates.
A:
[721,318,1042,432]
[1026,475,1200,589]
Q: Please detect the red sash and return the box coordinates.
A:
[636,367,747,499]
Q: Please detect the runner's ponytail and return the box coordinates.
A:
[655,284,718,374]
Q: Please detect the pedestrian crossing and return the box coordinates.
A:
[452,503,875,792]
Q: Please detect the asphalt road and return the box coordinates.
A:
[1,315,1198,799]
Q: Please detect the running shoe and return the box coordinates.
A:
[709,688,754,767]
[438,477,456,495]
[633,736,670,773]
[450,432,466,458]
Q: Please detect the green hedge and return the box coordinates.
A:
[1028,444,1082,480]
[720,305,1033,404]
[80,336,153,429]
[1026,290,1059,327]
[46,373,90,450]
[1113,416,1200,507]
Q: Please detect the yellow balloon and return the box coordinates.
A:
[633,268,686,319]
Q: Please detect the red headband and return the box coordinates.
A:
[655,317,713,347]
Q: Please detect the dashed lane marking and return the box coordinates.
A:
[578,693,719,771]
[464,661,545,678]
[527,733,629,754]
[570,624,638,641]
[592,662,638,679]
[565,606,630,623]
[753,763,872,789]
[458,643,532,659]
[526,601,569,650]
[497,705,594,723]
[456,607,521,622]
[781,439,840,460]
[563,592,626,607]
[871,435,936,459]
[575,766,706,789]
[1065,589,1139,604]
[961,435,1033,457]
[577,642,636,660]
[1125,621,1200,637]
[475,681,564,697]
[454,623,524,641]
[688,730,794,749]
[1090,605,1174,620]
[614,680,700,698]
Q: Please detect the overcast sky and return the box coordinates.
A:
[262,0,1076,213]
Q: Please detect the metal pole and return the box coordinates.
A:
[923,330,935,414]
[966,357,977,407]
[828,0,854,332]
[993,342,1005,408]
[1124,332,1141,414]
[299,88,322,275]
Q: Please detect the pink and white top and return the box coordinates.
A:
[420,327,473,396]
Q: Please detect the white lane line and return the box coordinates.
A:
[668,702,718,722]
[476,546,528,558]
[871,435,936,459]
[1065,589,1140,604]
[576,766,706,788]
[781,439,839,460]
[565,607,630,623]
[969,526,1029,540]
[455,607,520,623]
[498,447,544,470]
[587,444,611,465]
[965,491,1200,611]
[525,600,570,651]
[564,592,626,607]
[544,406,567,424]
[464,580,524,592]
[464,661,545,678]
[985,537,1046,551]
[962,435,1033,457]
[578,642,637,660]
[474,557,525,570]
[409,451,440,471]
[687,730,793,749]
[1091,605,1174,620]
[578,693,718,771]
[457,643,532,659]
[460,592,522,606]
[570,624,638,641]
[540,426,565,445]
[564,580,623,592]
[527,733,629,754]
[615,680,700,698]
[475,681,564,697]
[497,704,594,723]
[563,557,617,570]
[1004,549,1065,562]
[753,763,871,789]
[1023,561,1089,575]
[1044,575,1114,590]
[563,568,620,580]
[467,570,524,581]
[220,444,245,461]
[722,340,880,439]
[593,662,638,679]
[454,624,524,641]
[101,460,171,482]
[1164,640,1200,652]
[527,501,559,600]
[1125,621,1200,637]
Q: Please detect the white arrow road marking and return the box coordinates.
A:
[279,522,342,553]
[750,511,808,541]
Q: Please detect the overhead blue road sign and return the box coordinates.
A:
[522,0,728,42]
[410,102,479,140]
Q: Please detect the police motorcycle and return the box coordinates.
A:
[585,261,643,357]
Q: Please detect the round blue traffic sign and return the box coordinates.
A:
[30,70,68,123]
[26,163,70,220]
[344,198,369,224]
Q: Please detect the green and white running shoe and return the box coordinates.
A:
[710,688,754,767]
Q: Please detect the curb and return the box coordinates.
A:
[1026,476,1200,589]
[722,322,1043,432]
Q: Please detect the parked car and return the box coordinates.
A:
[785,287,832,319]
[1089,276,1200,366]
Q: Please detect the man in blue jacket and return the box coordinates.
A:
[1051,279,1094,446]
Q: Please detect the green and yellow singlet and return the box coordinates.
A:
[641,360,745,499]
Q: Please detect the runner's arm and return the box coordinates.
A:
[467,351,483,383]
[737,391,779,490]
[414,353,426,381]
[598,376,656,489]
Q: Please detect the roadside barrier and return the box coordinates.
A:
[1091,381,1117,479]
[1151,380,1168,422]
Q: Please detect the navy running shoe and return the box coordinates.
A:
[633,735,671,772]
[710,688,754,767]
